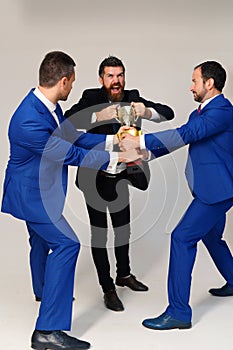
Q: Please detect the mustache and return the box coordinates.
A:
[110,83,122,88]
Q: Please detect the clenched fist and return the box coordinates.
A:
[119,134,140,151]
[96,104,119,121]
[131,102,152,119]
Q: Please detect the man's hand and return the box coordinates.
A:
[96,104,119,121]
[113,126,135,144]
[118,149,143,163]
[119,134,140,151]
[131,102,152,119]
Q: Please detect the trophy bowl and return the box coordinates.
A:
[116,105,144,174]
[116,105,136,126]
[116,105,141,139]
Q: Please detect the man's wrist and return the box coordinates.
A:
[96,111,101,121]
[144,107,152,119]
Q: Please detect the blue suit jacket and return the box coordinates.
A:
[1,89,110,223]
[145,94,233,204]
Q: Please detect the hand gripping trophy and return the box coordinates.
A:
[116,105,143,173]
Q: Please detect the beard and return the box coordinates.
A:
[106,83,125,102]
[193,86,208,103]
[58,91,70,101]
[193,94,202,103]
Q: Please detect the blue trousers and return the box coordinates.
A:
[26,216,80,331]
[165,197,233,322]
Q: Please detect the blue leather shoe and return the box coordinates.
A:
[142,312,192,330]
[209,283,233,296]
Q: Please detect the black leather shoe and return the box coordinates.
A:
[116,274,148,291]
[209,283,233,296]
[35,296,75,302]
[104,289,124,311]
[142,312,192,330]
[31,330,90,350]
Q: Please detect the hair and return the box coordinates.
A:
[194,61,226,92]
[98,55,125,77]
[39,51,76,87]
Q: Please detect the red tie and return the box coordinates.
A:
[197,104,201,114]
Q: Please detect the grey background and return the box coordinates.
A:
[1,1,233,349]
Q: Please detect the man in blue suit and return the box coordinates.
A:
[1,51,142,349]
[119,61,233,330]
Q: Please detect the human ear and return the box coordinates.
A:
[206,77,214,89]
[98,76,104,86]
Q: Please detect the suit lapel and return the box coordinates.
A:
[29,90,59,129]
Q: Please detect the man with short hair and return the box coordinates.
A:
[120,61,233,329]
[65,55,174,311]
[1,51,141,349]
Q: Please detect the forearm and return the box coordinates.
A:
[149,103,175,121]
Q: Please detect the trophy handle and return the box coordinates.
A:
[115,104,122,124]
[129,106,140,124]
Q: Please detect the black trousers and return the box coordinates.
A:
[78,169,131,292]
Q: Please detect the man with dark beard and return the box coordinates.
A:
[65,56,174,312]
[119,60,233,330]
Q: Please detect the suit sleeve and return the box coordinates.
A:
[64,90,103,130]
[60,114,107,150]
[130,89,174,121]
[145,106,233,157]
[10,116,110,170]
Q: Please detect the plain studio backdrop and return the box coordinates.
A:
[1,1,233,349]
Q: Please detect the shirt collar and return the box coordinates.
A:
[200,94,221,110]
[33,87,56,113]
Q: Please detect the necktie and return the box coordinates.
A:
[197,104,201,114]
[53,105,62,128]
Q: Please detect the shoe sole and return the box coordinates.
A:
[142,323,192,330]
[209,293,233,297]
[104,304,124,312]
[116,283,148,291]
[31,343,90,350]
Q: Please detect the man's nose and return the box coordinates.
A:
[112,76,119,83]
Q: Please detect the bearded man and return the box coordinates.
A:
[65,56,174,312]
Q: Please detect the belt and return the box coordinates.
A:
[99,170,126,179]
[99,171,117,178]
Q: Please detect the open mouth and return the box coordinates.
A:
[111,85,121,94]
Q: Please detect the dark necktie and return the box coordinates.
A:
[197,104,201,114]
[53,104,65,129]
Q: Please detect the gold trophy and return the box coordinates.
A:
[116,105,142,137]
[116,105,143,173]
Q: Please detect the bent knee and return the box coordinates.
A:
[171,226,192,245]
[62,238,80,252]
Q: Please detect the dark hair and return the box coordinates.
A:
[194,61,226,92]
[39,51,76,87]
[98,55,125,77]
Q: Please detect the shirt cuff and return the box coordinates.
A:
[140,135,151,161]
[105,135,114,151]
[106,152,119,173]
[140,135,146,150]
[149,108,161,122]
[91,112,97,123]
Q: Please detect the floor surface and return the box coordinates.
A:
[1,210,233,350]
